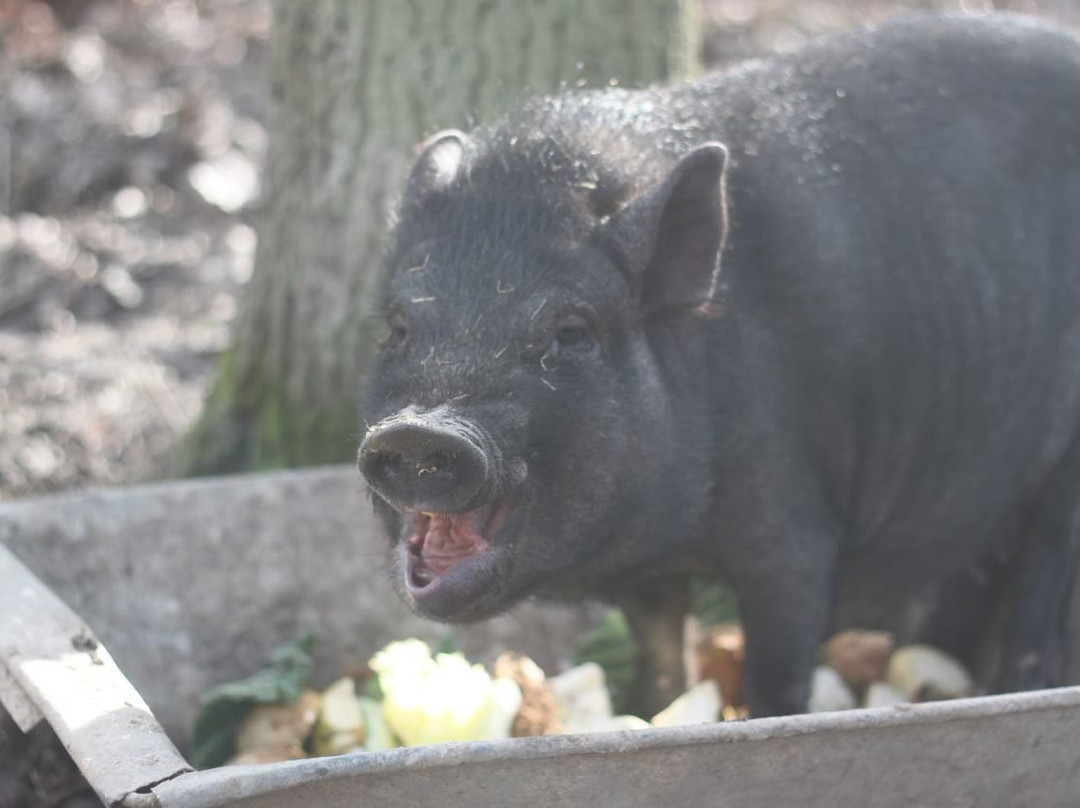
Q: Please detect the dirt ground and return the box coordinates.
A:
[0,0,270,504]
[1,1,1078,805]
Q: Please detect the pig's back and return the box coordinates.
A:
[710,16,1080,563]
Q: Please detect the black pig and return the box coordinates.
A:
[359,15,1080,718]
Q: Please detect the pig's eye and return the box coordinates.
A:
[550,315,596,356]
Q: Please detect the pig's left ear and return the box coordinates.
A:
[401,130,468,208]
[605,143,729,314]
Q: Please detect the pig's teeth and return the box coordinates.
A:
[412,568,433,587]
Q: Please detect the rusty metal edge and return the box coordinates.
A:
[0,544,192,807]
[0,654,45,731]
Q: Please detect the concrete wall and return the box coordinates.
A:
[0,467,594,750]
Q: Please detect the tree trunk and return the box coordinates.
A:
[185,0,700,474]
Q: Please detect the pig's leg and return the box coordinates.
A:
[995,464,1080,692]
[618,576,691,719]
[735,544,838,717]
[920,562,1008,673]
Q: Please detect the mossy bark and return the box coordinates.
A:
[185,0,700,475]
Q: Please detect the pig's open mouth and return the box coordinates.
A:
[404,496,516,606]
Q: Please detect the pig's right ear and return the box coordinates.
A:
[603,143,729,316]
[401,130,468,207]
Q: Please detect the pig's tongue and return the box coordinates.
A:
[410,508,490,579]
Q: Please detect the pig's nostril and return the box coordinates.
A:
[413,450,453,476]
[377,452,408,480]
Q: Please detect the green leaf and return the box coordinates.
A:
[690,579,739,627]
[573,609,636,714]
[358,672,384,701]
[190,631,317,769]
[434,633,459,655]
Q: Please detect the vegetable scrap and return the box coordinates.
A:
[191,626,977,768]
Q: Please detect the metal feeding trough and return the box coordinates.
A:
[2,467,1079,807]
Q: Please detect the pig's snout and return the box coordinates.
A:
[359,411,496,514]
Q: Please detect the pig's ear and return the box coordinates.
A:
[607,143,729,315]
[402,130,467,206]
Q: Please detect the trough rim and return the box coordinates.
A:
[143,683,1080,806]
